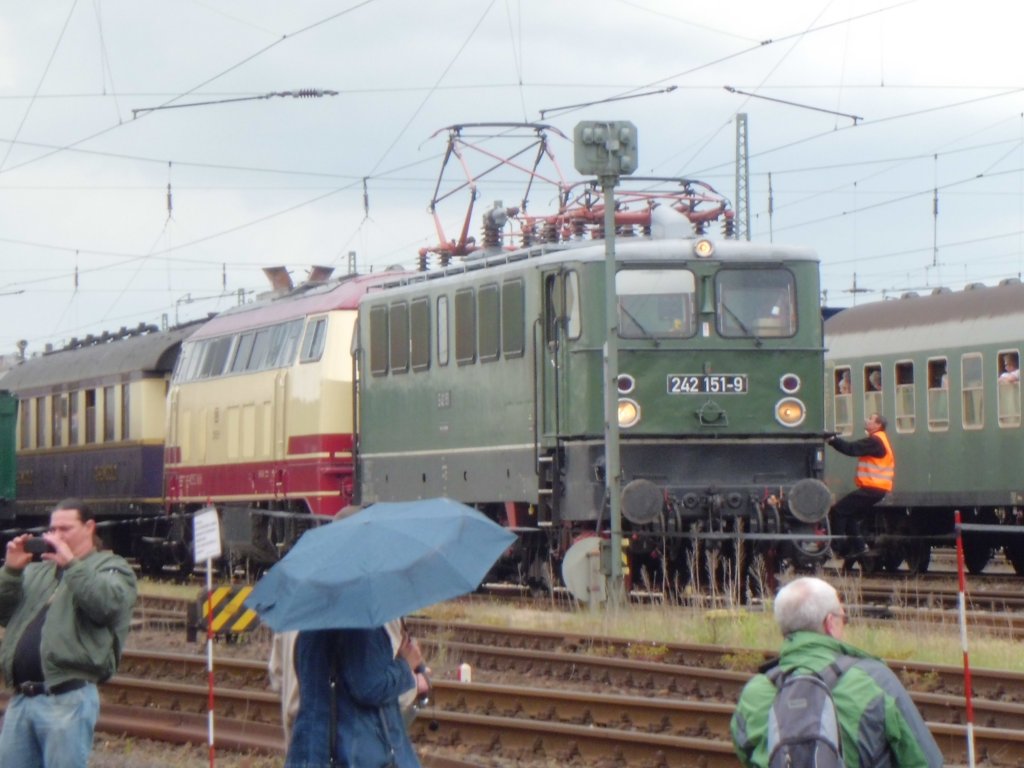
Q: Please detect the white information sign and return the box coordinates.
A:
[193,507,222,563]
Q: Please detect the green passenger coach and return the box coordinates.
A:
[824,280,1024,574]
[355,211,833,589]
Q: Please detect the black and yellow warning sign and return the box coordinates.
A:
[195,586,259,635]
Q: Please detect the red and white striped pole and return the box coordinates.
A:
[954,510,976,768]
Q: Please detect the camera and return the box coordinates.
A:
[23,537,55,555]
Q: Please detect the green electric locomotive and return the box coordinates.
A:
[824,280,1024,574]
[355,206,832,589]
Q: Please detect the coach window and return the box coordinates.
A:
[35,398,46,448]
[85,389,97,443]
[300,316,328,364]
[863,364,882,418]
[894,361,915,432]
[368,305,389,376]
[68,391,79,445]
[19,398,30,449]
[926,358,949,430]
[410,298,430,372]
[51,394,64,447]
[121,383,130,440]
[997,350,1020,427]
[833,367,853,435]
[618,269,696,339]
[716,268,796,338]
[436,296,449,367]
[455,288,476,365]
[103,386,115,442]
[478,284,500,363]
[502,279,525,358]
[961,353,984,429]
[389,302,410,374]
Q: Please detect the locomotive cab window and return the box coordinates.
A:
[894,361,915,433]
[927,357,949,430]
[997,349,1020,427]
[961,353,984,429]
[833,367,853,435]
[544,271,581,345]
[617,269,695,339]
[300,316,328,364]
[715,268,796,338]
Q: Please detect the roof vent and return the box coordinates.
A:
[964,282,986,291]
[262,266,294,293]
[900,291,919,299]
[930,286,952,295]
[999,277,1022,286]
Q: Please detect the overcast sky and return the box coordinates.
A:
[2,0,1023,355]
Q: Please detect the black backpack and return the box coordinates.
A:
[765,656,857,768]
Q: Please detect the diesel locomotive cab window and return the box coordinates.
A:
[616,269,695,338]
[300,316,328,364]
[715,269,796,338]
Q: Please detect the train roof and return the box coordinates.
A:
[1,321,202,393]
[188,271,406,341]
[825,279,1024,357]
[362,232,818,297]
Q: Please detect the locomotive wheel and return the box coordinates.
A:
[904,541,931,574]
[962,537,991,575]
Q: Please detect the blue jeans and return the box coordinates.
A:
[0,684,99,768]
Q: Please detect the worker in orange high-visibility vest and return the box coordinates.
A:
[826,413,894,570]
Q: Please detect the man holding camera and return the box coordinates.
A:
[0,498,137,768]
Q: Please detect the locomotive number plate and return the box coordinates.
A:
[667,374,748,394]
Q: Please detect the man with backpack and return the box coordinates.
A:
[730,576,943,767]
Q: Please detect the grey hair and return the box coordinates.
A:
[774,577,842,636]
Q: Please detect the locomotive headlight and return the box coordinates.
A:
[775,397,806,427]
[693,239,715,258]
[780,373,801,394]
[618,398,641,428]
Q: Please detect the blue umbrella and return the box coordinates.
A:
[245,498,516,631]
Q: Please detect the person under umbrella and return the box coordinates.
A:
[285,625,429,768]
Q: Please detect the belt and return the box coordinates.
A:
[15,679,89,697]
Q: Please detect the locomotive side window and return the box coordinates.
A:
[926,357,949,430]
[502,279,525,358]
[961,353,984,429]
[300,316,328,364]
[269,320,304,368]
[478,284,500,363]
[455,288,476,365]
[368,305,389,376]
[230,332,257,373]
[616,269,695,338]
[389,302,410,374]
[997,349,1021,427]
[436,296,449,367]
[863,364,882,418]
[833,367,853,435]
[544,270,581,343]
[894,361,915,433]
[247,328,273,371]
[199,336,233,378]
[85,389,96,443]
[410,297,430,372]
[715,268,796,338]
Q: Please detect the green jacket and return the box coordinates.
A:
[0,550,137,688]
[731,631,944,768]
